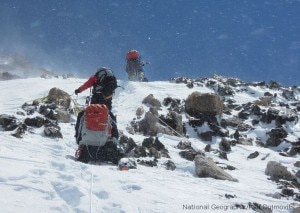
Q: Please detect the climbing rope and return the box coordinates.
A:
[157,116,187,139]
[89,164,94,213]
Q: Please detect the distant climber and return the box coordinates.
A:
[125,49,149,82]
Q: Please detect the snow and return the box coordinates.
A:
[0,77,299,213]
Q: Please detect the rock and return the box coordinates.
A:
[293,206,300,213]
[21,102,37,115]
[237,136,253,146]
[219,139,231,152]
[139,108,160,136]
[204,144,212,152]
[142,137,165,151]
[56,109,71,123]
[137,159,157,167]
[281,188,294,196]
[265,161,296,181]
[148,147,161,158]
[266,127,288,147]
[247,151,259,159]
[159,111,184,136]
[219,151,228,160]
[194,155,238,182]
[296,170,300,184]
[164,160,176,171]
[0,114,18,131]
[185,92,223,117]
[198,131,215,141]
[119,135,137,154]
[47,87,71,109]
[136,106,145,117]
[142,94,162,109]
[43,123,62,138]
[130,146,147,158]
[24,116,47,128]
[11,124,27,138]
[261,153,270,160]
[179,149,204,161]
[217,84,234,96]
[162,97,183,113]
[265,193,281,199]
[255,96,272,106]
[220,117,242,128]
[177,141,192,150]
[294,161,300,167]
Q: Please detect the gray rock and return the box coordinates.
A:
[47,87,71,109]
[56,109,71,123]
[296,170,300,184]
[265,161,296,181]
[247,151,259,159]
[194,155,238,182]
[142,94,162,109]
[136,106,145,117]
[294,161,300,167]
[185,92,223,117]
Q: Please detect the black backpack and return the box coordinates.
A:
[93,68,118,98]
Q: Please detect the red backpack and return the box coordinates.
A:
[77,104,112,147]
[126,50,139,60]
[85,104,111,132]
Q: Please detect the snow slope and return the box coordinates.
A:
[0,77,299,213]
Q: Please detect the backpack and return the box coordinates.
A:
[93,68,118,98]
[78,104,112,146]
[126,50,139,61]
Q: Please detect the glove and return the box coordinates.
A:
[75,89,80,95]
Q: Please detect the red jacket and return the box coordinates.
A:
[78,75,98,92]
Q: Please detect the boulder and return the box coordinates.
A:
[194,155,238,182]
[265,161,296,181]
[185,92,223,117]
[47,87,71,109]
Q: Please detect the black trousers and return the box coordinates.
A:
[77,142,125,164]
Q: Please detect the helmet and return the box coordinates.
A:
[97,67,111,72]
[126,50,139,60]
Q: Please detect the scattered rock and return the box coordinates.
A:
[44,123,62,138]
[194,155,238,182]
[142,94,162,109]
[265,161,296,181]
[164,160,176,171]
[247,151,259,159]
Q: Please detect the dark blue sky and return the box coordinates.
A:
[0,0,299,85]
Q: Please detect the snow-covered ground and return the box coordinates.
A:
[0,77,299,213]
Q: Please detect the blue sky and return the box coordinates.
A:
[0,0,299,85]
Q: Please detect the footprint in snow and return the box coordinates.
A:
[51,161,66,171]
[122,184,142,193]
[52,181,84,207]
[94,190,109,199]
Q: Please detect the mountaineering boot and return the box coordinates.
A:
[75,145,90,163]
